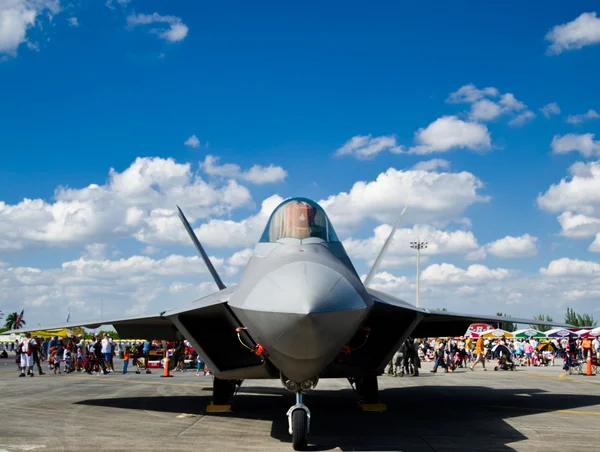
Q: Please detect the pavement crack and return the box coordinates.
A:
[177,414,205,437]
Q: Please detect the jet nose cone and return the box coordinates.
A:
[240,260,369,315]
[234,260,372,381]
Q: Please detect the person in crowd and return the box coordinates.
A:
[18,333,36,377]
[470,336,486,371]
[523,339,534,367]
[33,336,45,375]
[431,339,449,373]
[123,346,130,375]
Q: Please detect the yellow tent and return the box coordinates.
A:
[482,329,514,338]
[27,328,84,338]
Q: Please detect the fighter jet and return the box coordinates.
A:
[9,197,566,450]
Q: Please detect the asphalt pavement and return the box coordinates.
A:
[0,357,599,451]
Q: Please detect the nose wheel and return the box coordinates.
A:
[287,392,310,451]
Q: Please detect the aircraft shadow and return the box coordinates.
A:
[77,384,600,451]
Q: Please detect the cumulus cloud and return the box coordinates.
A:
[538,161,600,215]
[540,102,561,118]
[486,234,538,258]
[508,110,536,127]
[421,263,509,284]
[184,135,200,148]
[0,251,242,321]
[539,161,600,247]
[566,109,600,125]
[366,272,410,291]
[589,234,600,252]
[446,84,499,104]
[408,116,492,155]
[334,135,403,159]
[319,167,489,232]
[127,12,189,43]
[0,157,252,250]
[557,211,600,238]
[447,84,534,126]
[540,258,600,276]
[67,16,78,27]
[200,155,287,185]
[545,12,600,55]
[344,224,480,268]
[411,159,450,171]
[136,195,283,249]
[0,0,61,57]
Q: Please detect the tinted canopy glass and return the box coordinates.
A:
[260,198,339,243]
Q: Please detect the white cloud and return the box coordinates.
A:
[538,161,600,216]
[106,0,130,9]
[557,211,600,238]
[408,116,492,155]
[0,251,242,321]
[83,243,107,260]
[465,247,487,261]
[200,155,287,185]
[67,16,78,27]
[127,12,189,43]
[486,234,538,258]
[227,248,253,268]
[446,84,499,104]
[448,84,533,126]
[469,99,502,121]
[545,12,600,55]
[344,224,480,268]
[421,263,509,284]
[566,109,600,125]
[540,258,600,276]
[184,135,200,148]
[0,157,252,250]
[334,135,403,159]
[366,272,410,291]
[508,110,536,127]
[0,0,61,57]
[411,159,450,171]
[319,167,489,231]
[589,234,600,252]
[136,195,283,249]
[540,102,561,118]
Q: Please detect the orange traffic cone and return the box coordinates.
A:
[161,351,173,378]
[586,350,594,376]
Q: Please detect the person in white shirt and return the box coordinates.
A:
[593,337,600,360]
[18,333,35,377]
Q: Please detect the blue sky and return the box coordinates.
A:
[1,1,600,326]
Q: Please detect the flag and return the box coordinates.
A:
[15,309,24,326]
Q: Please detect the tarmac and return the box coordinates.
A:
[0,357,599,452]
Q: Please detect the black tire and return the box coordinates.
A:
[292,409,307,451]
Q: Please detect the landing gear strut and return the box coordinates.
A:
[207,377,242,412]
[349,376,387,411]
[287,392,310,451]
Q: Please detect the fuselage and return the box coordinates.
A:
[228,198,373,382]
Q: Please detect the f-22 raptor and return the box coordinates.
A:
[18,197,563,450]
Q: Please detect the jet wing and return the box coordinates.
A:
[369,288,572,337]
[336,288,573,375]
[4,287,272,379]
[4,313,178,340]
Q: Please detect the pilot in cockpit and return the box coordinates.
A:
[284,201,317,239]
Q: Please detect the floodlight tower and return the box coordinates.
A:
[410,239,428,308]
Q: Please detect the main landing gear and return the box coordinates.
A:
[281,374,318,451]
[349,376,387,411]
[207,377,242,413]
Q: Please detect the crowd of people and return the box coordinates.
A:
[1,333,214,378]
[386,335,600,376]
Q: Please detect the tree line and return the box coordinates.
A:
[494,307,597,332]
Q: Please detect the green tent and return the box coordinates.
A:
[512,328,546,339]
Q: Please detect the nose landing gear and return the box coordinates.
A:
[287,392,310,451]
[281,374,318,450]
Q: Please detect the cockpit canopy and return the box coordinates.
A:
[259,198,340,243]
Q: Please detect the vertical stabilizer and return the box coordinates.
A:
[363,206,407,287]
[177,206,227,290]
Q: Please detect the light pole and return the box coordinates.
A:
[410,239,427,308]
